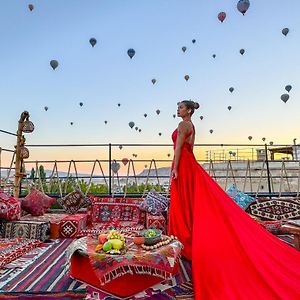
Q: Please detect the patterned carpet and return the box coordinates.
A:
[0,239,193,299]
[0,234,295,299]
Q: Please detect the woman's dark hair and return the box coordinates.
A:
[181,100,200,115]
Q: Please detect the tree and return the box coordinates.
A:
[29,167,35,179]
[39,165,46,180]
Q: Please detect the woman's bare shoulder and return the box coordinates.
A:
[178,120,193,131]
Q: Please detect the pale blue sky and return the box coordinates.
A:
[0,0,299,157]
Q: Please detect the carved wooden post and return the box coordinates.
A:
[14,111,34,198]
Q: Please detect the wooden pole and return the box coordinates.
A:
[14,111,29,198]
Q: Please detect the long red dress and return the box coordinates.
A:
[168,127,300,300]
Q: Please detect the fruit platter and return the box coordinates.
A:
[95,229,127,255]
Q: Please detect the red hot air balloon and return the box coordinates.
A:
[218,12,226,23]
[122,158,129,165]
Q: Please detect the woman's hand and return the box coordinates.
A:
[171,169,178,179]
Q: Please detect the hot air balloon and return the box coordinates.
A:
[240,49,245,55]
[122,158,129,166]
[135,126,138,131]
[70,122,74,126]
[285,85,292,92]
[50,60,59,70]
[173,114,176,118]
[128,121,135,128]
[79,102,83,107]
[156,109,160,115]
[111,162,120,174]
[200,116,204,120]
[209,129,214,134]
[281,94,289,103]
[262,137,266,142]
[248,136,252,141]
[227,106,232,111]
[28,4,34,11]
[192,39,196,44]
[117,103,121,107]
[44,106,48,111]
[144,164,148,169]
[89,38,97,47]
[237,0,250,15]
[184,75,190,81]
[151,79,156,85]
[182,46,187,53]
[119,145,123,150]
[127,48,135,59]
[218,12,226,23]
[212,54,216,58]
[104,120,108,124]
[144,113,147,118]
[269,141,274,146]
[158,132,162,136]
[139,129,142,132]
[229,87,234,93]
[167,153,171,157]
[282,28,289,36]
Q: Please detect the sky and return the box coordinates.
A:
[0,0,299,170]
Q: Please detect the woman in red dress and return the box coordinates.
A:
[168,100,300,300]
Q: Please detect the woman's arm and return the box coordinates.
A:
[172,121,190,179]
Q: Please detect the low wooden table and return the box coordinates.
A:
[281,224,300,250]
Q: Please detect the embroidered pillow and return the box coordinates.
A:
[21,188,55,216]
[226,185,256,210]
[139,190,169,215]
[57,188,91,214]
[87,197,146,225]
[0,190,21,221]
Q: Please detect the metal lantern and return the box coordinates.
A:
[19,146,30,159]
[22,120,35,133]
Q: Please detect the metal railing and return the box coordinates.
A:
[4,142,297,198]
[0,129,17,191]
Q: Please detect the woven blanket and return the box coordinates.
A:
[0,239,86,295]
[0,238,42,269]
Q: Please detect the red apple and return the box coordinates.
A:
[98,233,108,244]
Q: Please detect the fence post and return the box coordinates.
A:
[108,143,112,196]
[264,144,272,197]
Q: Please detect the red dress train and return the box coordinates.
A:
[168,128,300,300]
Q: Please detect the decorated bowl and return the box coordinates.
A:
[139,229,162,246]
